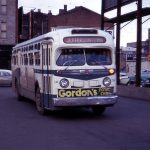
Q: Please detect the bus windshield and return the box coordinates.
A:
[56,48,112,66]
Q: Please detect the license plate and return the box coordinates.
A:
[58,87,113,98]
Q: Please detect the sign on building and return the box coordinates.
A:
[126,51,136,61]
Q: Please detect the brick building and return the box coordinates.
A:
[18,7,48,42]
[0,0,18,69]
[120,28,150,75]
[18,5,113,42]
[48,6,112,31]
[127,28,150,57]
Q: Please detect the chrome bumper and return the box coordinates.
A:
[53,95,118,107]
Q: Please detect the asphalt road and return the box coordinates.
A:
[0,87,150,150]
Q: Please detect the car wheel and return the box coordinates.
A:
[92,106,106,115]
[35,87,46,115]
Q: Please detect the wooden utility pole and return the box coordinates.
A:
[136,0,142,86]
[101,0,105,30]
[116,0,121,85]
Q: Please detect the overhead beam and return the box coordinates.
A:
[107,7,150,23]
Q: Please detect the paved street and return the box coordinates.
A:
[0,87,150,150]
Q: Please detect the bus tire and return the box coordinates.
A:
[92,106,106,115]
[35,87,46,115]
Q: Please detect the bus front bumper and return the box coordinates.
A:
[53,95,118,107]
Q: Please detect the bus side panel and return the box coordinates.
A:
[27,67,35,94]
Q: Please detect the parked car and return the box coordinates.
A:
[129,70,150,87]
[120,72,130,85]
[0,69,12,86]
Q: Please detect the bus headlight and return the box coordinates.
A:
[60,78,69,88]
[109,69,115,75]
[103,77,111,87]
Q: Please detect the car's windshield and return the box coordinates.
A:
[0,71,12,77]
[56,48,112,66]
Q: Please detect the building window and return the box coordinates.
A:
[1,31,7,39]
[1,6,7,14]
[1,0,7,5]
[0,22,7,39]
[1,22,6,31]
[1,0,7,14]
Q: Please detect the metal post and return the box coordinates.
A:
[29,9,35,39]
[136,0,142,86]
[101,0,105,30]
[116,0,121,85]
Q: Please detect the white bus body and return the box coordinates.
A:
[12,28,118,114]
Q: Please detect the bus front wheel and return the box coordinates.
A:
[35,87,46,115]
[92,106,106,115]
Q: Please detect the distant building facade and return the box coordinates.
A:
[127,28,150,57]
[120,29,150,75]
[18,7,48,42]
[18,5,113,42]
[0,0,18,69]
[120,47,150,76]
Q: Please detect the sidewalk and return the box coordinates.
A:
[117,85,150,101]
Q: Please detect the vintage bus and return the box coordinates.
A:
[11,28,118,115]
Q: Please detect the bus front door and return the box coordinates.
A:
[42,42,52,108]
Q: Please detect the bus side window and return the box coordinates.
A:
[21,55,23,65]
[29,53,34,65]
[24,54,28,65]
[49,48,51,65]
[13,56,15,65]
[35,52,40,66]
[16,56,18,65]
[38,43,40,50]
[34,44,37,50]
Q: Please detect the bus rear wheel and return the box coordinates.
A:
[92,106,106,115]
[35,87,46,115]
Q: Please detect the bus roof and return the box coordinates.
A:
[13,28,113,49]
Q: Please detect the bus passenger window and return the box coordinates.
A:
[16,56,18,65]
[24,54,28,65]
[35,52,40,66]
[38,43,40,50]
[29,53,34,65]
[20,55,23,65]
[34,44,37,50]
[13,56,16,65]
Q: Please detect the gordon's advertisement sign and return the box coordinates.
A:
[58,87,113,98]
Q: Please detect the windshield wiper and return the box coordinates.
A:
[63,60,78,70]
[101,64,108,70]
